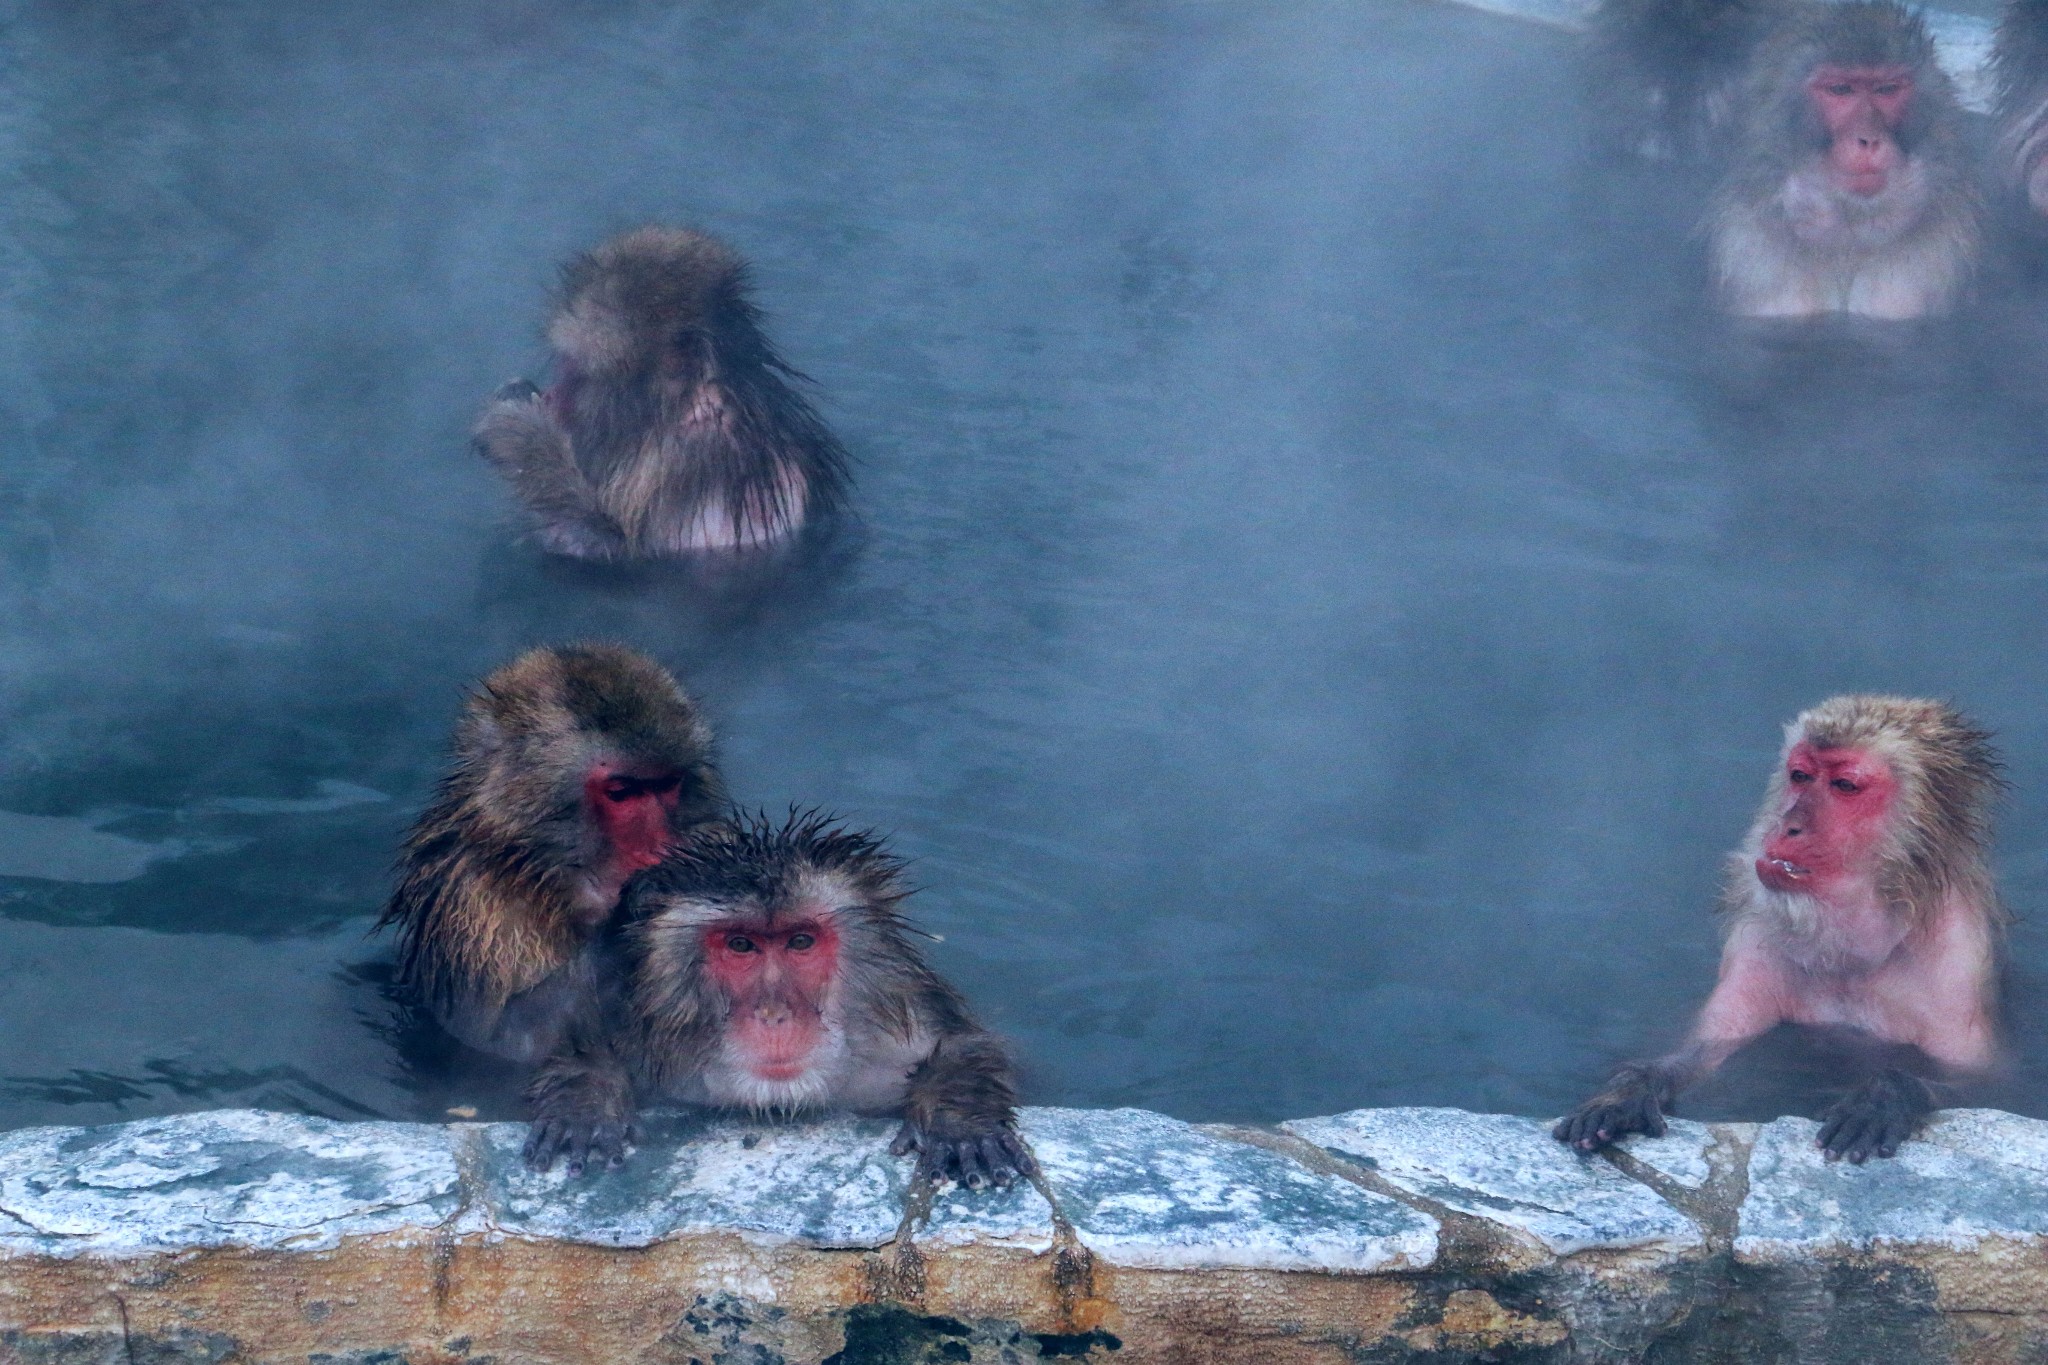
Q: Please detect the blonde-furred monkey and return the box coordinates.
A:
[1557,696,2002,1162]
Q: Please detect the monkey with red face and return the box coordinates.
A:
[1708,2,1981,319]
[524,811,1031,1189]
[476,226,850,558]
[1556,696,2003,1162]
[379,644,727,1065]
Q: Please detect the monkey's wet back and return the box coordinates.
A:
[4,0,2048,1134]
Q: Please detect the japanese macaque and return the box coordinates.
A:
[1585,0,1783,162]
[1706,2,1981,319]
[378,644,727,1064]
[475,227,850,558]
[523,811,1032,1189]
[1557,697,2004,1163]
[1993,0,2048,217]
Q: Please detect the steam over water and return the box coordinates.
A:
[5,0,2048,1131]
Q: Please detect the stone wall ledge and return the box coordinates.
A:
[3,1105,2047,1362]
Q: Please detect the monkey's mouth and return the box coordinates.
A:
[1756,856,1812,890]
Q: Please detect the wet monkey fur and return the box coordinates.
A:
[1707,2,1981,318]
[523,812,1032,1189]
[378,644,727,1064]
[1992,0,2048,218]
[475,227,850,557]
[1556,697,2004,1163]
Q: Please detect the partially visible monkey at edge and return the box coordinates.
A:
[1992,0,2048,220]
[522,810,1033,1190]
[377,643,727,1065]
[1556,696,2004,1163]
[1705,1,1981,319]
[475,226,850,558]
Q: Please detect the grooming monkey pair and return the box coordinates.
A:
[378,644,1029,1186]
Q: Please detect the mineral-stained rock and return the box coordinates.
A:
[6,1104,2048,1362]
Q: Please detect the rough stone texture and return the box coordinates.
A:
[1286,1105,1705,1254]
[6,1104,2048,1361]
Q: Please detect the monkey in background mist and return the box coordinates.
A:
[476,227,850,558]
[1706,2,1981,319]
[524,811,1033,1189]
[1557,696,2004,1163]
[1585,0,1784,163]
[378,644,727,1065]
[1993,0,2048,220]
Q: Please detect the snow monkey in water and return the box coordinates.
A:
[1706,2,1981,318]
[379,644,727,1064]
[474,227,850,557]
[1557,696,2004,1163]
[522,811,1034,1189]
[1991,0,2048,220]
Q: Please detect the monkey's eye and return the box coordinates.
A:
[602,778,640,802]
[1790,769,1814,784]
[1873,82,1903,96]
[724,934,757,953]
[1826,83,1854,96]
[1831,778,1860,794]
[787,932,816,951]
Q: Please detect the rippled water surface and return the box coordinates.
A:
[7,0,2048,1131]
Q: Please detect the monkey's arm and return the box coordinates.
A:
[524,1036,636,1176]
[891,1031,1035,1192]
[1554,930,1788,1151]
[473,381,629,560]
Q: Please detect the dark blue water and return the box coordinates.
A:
[5,0,2048,1131]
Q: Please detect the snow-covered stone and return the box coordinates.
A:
[1020,1107,1437,1272]
[1736,1110,2048,1261]
[1285,1106,1704,1255]
[0,1109,459,1257]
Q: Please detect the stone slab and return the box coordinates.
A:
[0,1109,460,1257]
[1022,1106,1438,1272]
[1615,1119,1728,1191]
[1286,1106,1704,1256]
[1736,1109,2048,1261]
[476,1113,929,1250]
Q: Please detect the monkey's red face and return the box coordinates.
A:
[585,764,684,877]
[704,916,840,1081]
[1807,65,1913,197]
[1755,742,1897,898]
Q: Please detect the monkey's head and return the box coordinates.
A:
[629,811,911,1112]
[1749,2,1950,196]
[1746,695,1999,923]
[546,226,764,389]
[453,644,725,891]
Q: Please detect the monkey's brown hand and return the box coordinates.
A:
[890,1117,1036,1192]
[522,1112,634,1177]
[491,378,542,405]
[1552,1065,1670,1152]
[1817,1069,1932,1163]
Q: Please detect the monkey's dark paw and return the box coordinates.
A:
[1552,1093,1666,1152]
[1818,1075,1929,1163]
[522,1114,633,1176]
[491,378,542,405]
[891,1120,1036,1192]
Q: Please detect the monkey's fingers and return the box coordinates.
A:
[993,1128,1038,1180]
[1818,1106,1874,1163]
[954,1139,992,1191]
[978,1134,1021,1189]
[889,1122,921,1159]
[523,1119,567,1173]
[491,378,542,405]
